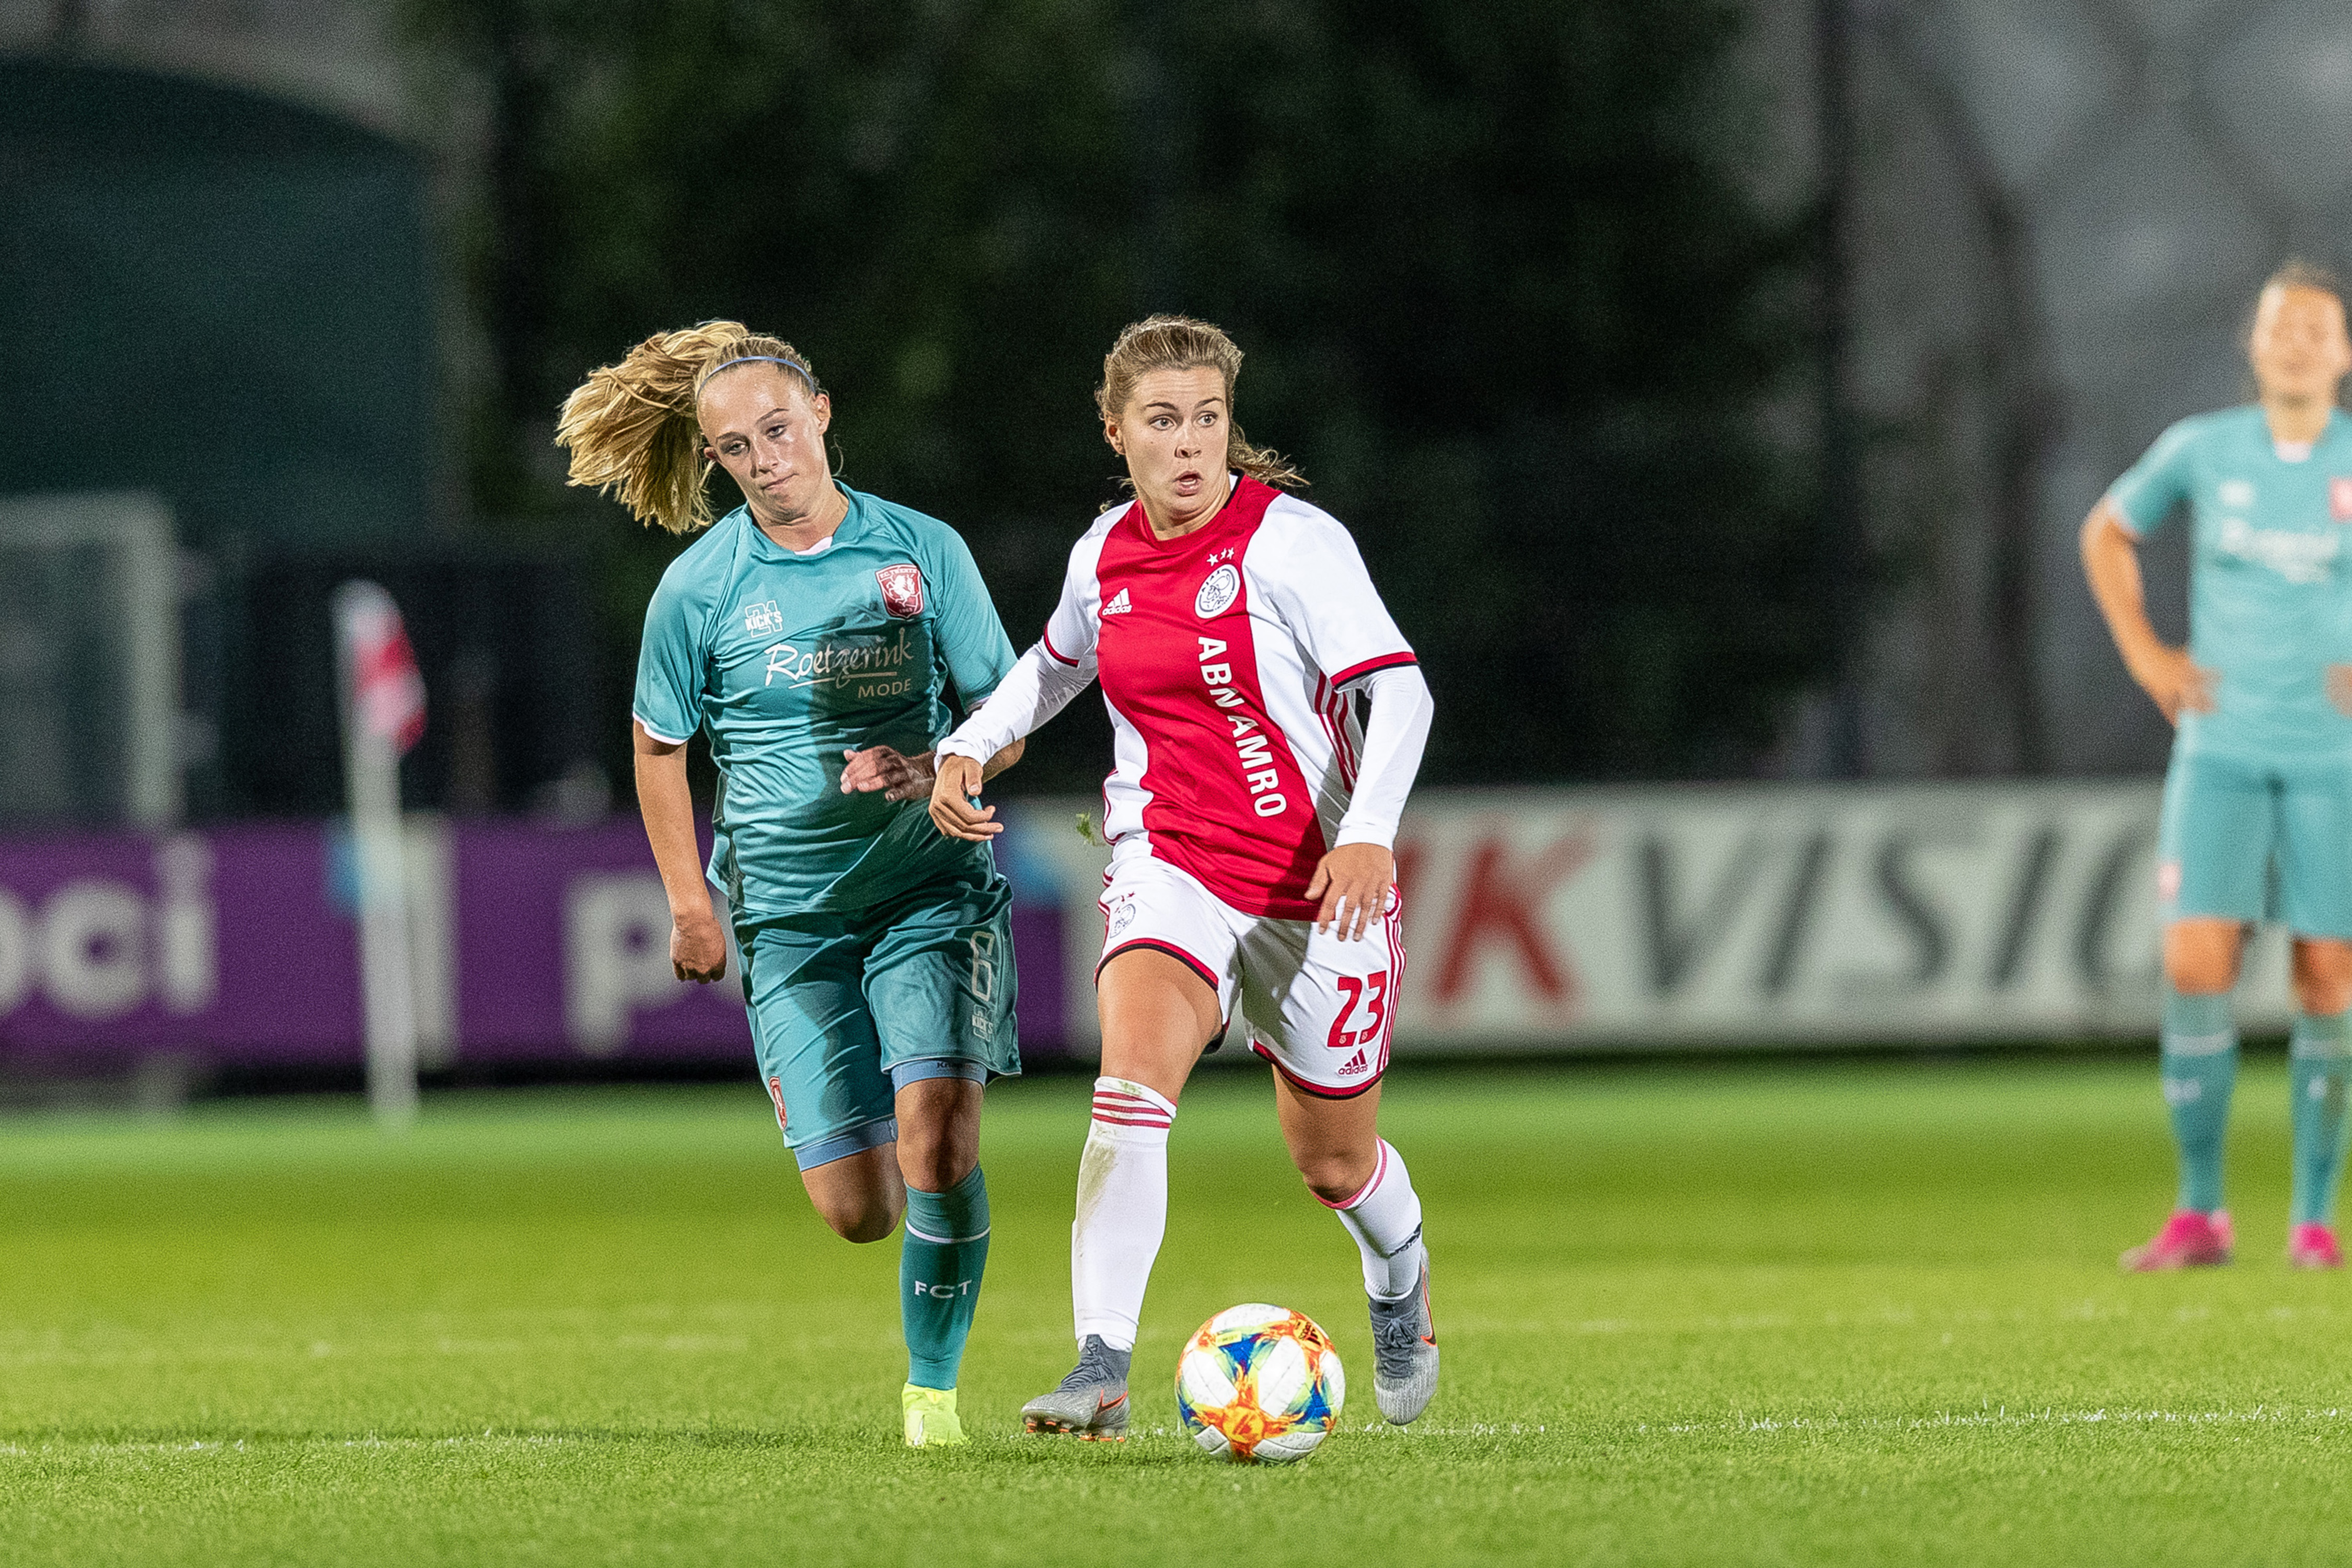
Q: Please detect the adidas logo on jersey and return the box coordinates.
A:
[1338,1049,1369,1076]
[1102,587,1133,616]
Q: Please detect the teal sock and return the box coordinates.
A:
[901,1166,989,1391]
[2291,1012,2352,1227]
[2162,988,2238,1214]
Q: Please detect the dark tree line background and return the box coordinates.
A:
[406,0,1839,798]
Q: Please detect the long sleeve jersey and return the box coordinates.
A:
[938,476,1432,920]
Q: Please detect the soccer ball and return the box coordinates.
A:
[1174,1303,1345,1464]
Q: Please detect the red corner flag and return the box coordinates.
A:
[332,579,425,1129]
[335,581,426,754]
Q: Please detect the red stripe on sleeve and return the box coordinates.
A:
[1327,651,1419,688]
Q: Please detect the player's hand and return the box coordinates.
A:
[840,745,935,802]
[2127,642,2216,724]
[929,752,1004,841]
[2331,665,2352,719]
[1306,843,1394,942]
[671,904,728,984]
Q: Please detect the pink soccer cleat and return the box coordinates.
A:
[2119,1209,2234,1272]
[2289,1223,2343,1270]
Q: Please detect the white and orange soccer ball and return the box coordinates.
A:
[1174,1304,1345,1464]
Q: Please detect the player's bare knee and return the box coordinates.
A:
[896,1133,976,1196]
[2293,941,2352,1016]
[1301,1172,1359,1206]
[893,1081,981,1193]
[802,1154,904,1243]
[823,1194,901,1244]
[2164,925,2242,994]
[2299,981,2352,1017]
[1293,1148,1375,1205]
[2166,956,2238,995]
[2163,943,2240,992]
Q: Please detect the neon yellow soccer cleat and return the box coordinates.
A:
[902,1383,967,1447]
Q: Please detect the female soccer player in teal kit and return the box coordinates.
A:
[2085,263,2352,1271]
[557,322,1026,1442]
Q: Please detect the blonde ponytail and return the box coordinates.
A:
[1096,315,1305,504]
[556,321,823,534]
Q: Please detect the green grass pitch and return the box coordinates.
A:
[4,1054,2351,1565]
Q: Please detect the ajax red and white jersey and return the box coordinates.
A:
[1039,477,1416,919]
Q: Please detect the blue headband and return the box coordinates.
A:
[708,353,813,384]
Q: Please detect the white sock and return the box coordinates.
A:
[1327,1139,1427,1300]
[1071,1077,1176,1353]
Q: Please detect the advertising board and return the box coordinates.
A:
[1001,783,2296,1050]
[0,783,2292,1071]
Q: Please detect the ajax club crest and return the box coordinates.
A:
[877,563,925,618]
[1194,563,1241,619]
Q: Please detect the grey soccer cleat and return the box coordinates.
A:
[1370,1262,1440,1425]
[1021,1334,1133,1440]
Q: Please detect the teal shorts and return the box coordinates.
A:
[735,868,1019,1171]
[2159,747,2352,940]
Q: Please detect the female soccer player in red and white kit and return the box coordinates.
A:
[929,316,1439,1437]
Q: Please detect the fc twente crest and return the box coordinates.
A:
[877,563,925,618]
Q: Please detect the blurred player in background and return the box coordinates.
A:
[2084,263,2352,1271]
[930,316,1441,1437]
[558,324,1027,1444]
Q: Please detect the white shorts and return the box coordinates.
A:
[1097,846,1404,1098]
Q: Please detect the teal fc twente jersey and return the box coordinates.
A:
[632,486,1018,918]
[2109,406,2352,762]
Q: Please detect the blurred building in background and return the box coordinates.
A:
[7,0,2352,826]
[1763,0,2352,779]
[0,0,599,827]
[5,0,1840,810]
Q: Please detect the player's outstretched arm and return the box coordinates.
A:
[929,754,999,841]
[2080,499,2213,724]
[928,636,1097,841]
[980,735,1027,781]
[632,719,728,983]
[843,738,1027,803]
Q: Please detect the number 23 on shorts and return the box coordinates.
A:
[1328,971,1390,1052]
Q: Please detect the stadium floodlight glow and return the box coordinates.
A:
[334,580,428,1131]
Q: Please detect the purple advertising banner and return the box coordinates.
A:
[0,817,1069,1070]
[0,824,359,1066]
[448,818,1066,1059]
[451,817,749,1060]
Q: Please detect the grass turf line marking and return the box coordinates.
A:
[1462,1298,2350,1340]
[1645,1404,2351,1436]
[11,1065,2352,1565]
[17,1407,2339,1460]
